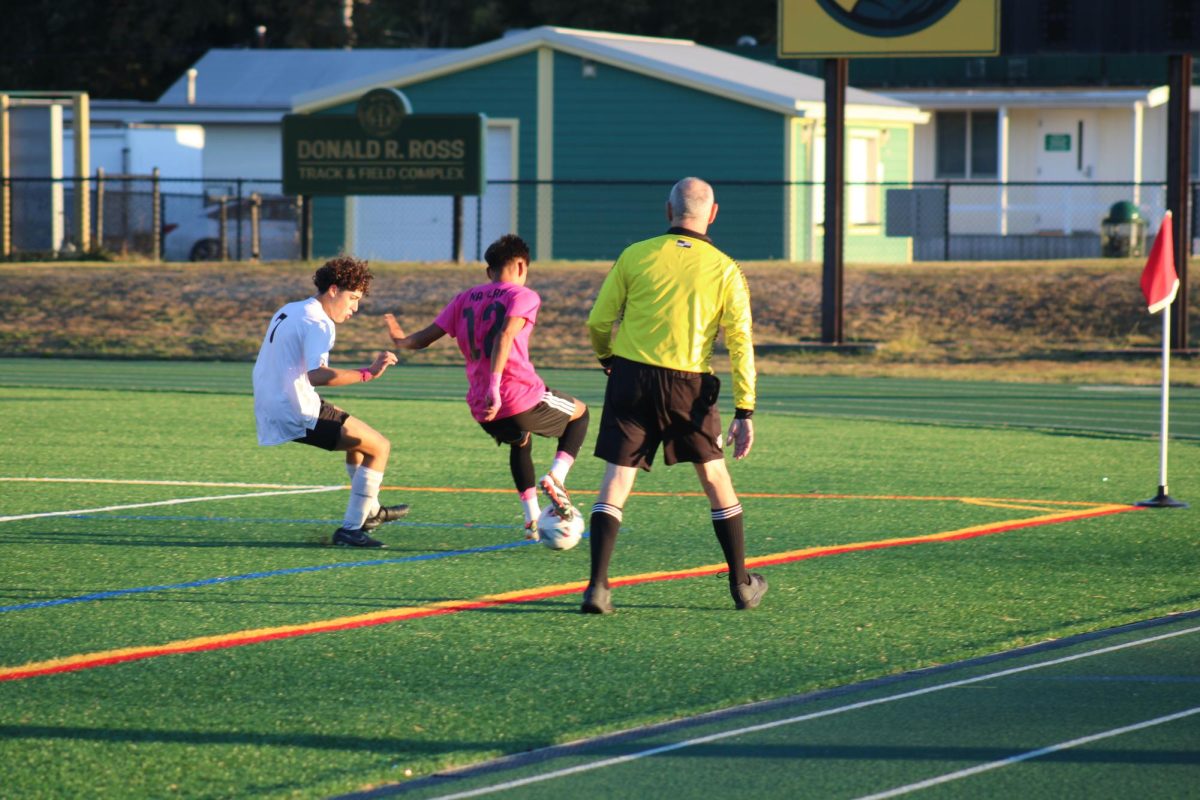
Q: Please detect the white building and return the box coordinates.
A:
[878,85,1189,256]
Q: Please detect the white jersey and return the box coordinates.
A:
[252,297,335,446]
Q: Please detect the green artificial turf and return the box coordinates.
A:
[0,362,1196,798]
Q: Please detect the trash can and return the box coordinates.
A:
[1100,201,1147,257]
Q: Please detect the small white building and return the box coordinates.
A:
[77,48,448,192]
[59,49,447,258]
[878,85,1188,256]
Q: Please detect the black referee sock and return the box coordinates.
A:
[712,505,749,587]
[588,503,622,589]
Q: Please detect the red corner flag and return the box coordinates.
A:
[1141,212,1180,314]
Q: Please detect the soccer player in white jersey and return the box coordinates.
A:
[385,234,589,539]
[252,255,409,547]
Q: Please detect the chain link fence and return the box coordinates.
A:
[1,176,1188,263]
[885,181,1173,261]
[1,175,299,262]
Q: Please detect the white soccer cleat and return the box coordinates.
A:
[539,474,574,520]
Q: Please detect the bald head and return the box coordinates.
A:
[667,177,718,232]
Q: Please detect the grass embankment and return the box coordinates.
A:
[2,259,1196,384]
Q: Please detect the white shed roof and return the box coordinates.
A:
[294,27,926,123]
[879,86,1172,110]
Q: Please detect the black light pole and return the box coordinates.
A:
[822,57,847,345]
[1166,53,1191,350]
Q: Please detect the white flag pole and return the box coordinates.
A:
[1158,301,1171,491]
[1138,273,1186,508]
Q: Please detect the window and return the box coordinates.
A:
[1191,111,1199,179]
[970,112,998,177]
[935,110,998,179]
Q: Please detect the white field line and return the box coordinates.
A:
[0,486,343,522]
[427,624,1200,800]
[854,705,1200,800]
[0,477,335,489]
[771,399,1198,425]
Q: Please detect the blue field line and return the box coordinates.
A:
[0,535,590,614]
[61,513,517,530]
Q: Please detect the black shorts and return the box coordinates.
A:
[594,357,724,470]
[293,399,348,451]
[480,389,577,446]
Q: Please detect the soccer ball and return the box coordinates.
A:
[537,504,584,551]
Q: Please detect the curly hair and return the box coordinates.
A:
[313,255,373,295]
[484,234,530,275]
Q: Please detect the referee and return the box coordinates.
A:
[582,177,766,614]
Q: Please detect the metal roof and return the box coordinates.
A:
[157,48,448,108]
[83,100,284,125]
[294,27,926,122]
[879,86,1173,109]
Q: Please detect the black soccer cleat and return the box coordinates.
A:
[362,503,411,532]
[731,573,767,610]
[580,584,614,615]
[332,527,386,548]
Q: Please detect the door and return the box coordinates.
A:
[1035,110,1098,234]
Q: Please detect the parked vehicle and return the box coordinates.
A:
[162,195,301,261]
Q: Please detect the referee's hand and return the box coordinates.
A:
[727,418,754,460]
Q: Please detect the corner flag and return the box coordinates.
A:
[1136,211,1187,509]
[1141,211,1180,314]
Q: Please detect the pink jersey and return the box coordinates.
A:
[435,281,546,422]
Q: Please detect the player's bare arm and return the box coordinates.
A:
[385,314,446,350]
[306,350,398,387]
[482,316,528,422]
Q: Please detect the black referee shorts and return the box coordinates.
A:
[594,357,724,470]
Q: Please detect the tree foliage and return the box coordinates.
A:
[0,0,777,100]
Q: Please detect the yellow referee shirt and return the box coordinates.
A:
[588,228,756,411]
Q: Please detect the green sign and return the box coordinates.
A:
[283,90,485,196]
[1044,133,1072,152]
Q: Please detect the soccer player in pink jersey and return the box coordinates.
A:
[385,234,589,539]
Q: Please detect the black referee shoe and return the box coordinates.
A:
[580,584,614,614]
[362,503,411,532]
[731,573,768,610]
[333,527,386,548]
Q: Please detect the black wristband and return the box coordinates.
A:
[734,408,754,420]
[599,356,613,369]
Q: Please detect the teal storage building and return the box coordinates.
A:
[294,27,927,263]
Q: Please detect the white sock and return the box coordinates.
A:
[343,466,383,530]
[520,487,540,524]
[345,462,379,517]
[548,451,574,485]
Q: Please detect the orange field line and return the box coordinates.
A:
[381,486,1112,508]
[0,503,1139,683]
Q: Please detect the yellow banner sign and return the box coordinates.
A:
[779,0,999,58]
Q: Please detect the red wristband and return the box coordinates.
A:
[358,368,372,382]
